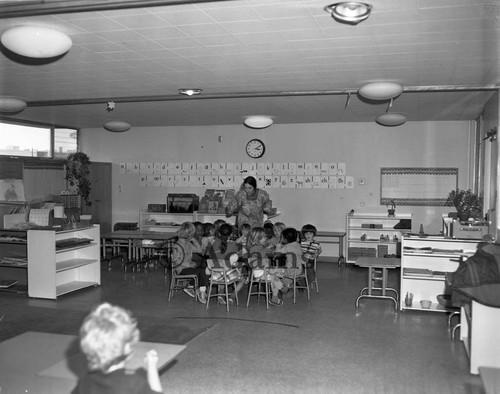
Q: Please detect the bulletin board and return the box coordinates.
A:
[380,167,458,206]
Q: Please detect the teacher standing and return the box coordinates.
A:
[226,176,271,229]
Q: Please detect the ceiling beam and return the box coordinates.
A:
[0,0,235,19]
[26,84,499,107]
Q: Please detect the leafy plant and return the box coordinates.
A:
[65,152,92,206]
[446,189,482,219]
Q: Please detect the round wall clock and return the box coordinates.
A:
[245,139,265,158]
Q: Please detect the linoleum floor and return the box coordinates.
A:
[0,261,485,394]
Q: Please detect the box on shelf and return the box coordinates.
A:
[348,247,376,261]
[147,204,166,213]
[167,194,199,213]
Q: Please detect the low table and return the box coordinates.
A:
[355,257,401,310]
[0,331,185,394]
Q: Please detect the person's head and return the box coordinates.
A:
[247,227,266,247]
[301,224,317,242]
[79,303,139,372]
[177,221,196,240]
[193,221,204,237]
[213,219,226,237]
[281,227,299,245]
[274,222,286,237]
[239,223,251,236]
[219,223,234,240]
[202,222,215,237]
[242,176,257,196]
[263,222,275,239]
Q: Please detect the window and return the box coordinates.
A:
[54,128,78,159]
[0,121,77,159]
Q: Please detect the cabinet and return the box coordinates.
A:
[400,236,479,312]
[27,224,101,299]
[346,213,412,263]
[0,229,28,293]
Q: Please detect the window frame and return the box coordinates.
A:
[0,117,79,160]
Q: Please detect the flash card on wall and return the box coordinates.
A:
[337,162,346,175]
[119,163,126,174]
[346,176,354,188]
[329,176,337,189]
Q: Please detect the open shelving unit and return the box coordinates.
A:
[400,235,479,312]
[28,224,101,299]
[0,229,28,293]
[346,213,412,264]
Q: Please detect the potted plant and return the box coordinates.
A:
[65,152,92,206]
[446,188,482,221]
[387,199,396,216]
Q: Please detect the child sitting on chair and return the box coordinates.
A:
[274,227,304,300]
[75,302,163,394]
[300,224,322,284]
[235,223,251,253]
[247,227,286,306]
[206,223,244,305]
[172,221,209,303]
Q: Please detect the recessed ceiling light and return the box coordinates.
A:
[324,2,372,25]
[244,116,273,129]
[1,25,72,58]
[179,89,202,96]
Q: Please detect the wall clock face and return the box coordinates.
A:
[246,139,265,158]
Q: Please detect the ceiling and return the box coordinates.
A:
[0,0,499,129]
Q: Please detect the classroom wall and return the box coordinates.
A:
[80,120,474,235]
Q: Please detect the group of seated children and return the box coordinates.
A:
[170,219,322,306]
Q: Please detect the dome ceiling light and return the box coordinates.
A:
[1,25,72,58]
[103,120,132,133]
[375,99,407,127]
[0,96,27,113]
[376,112,407,127]
[324,2,372,25]
[358,82,404,101]
[178,88,202,96]
[244,116,273,129]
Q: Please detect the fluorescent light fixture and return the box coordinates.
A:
[1,25,72,58]
[324,2,372,25]
[244,116,273,129]
[103,120,132,132]
[179,89,202,96]
[0,96,27,113]
[376,112,407,127]
[359,82,404,100]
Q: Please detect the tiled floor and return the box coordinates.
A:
[0,261,485,393]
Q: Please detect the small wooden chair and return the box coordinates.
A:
[246,268,271,309]
[206,258,240,312]
[283,263,310,303]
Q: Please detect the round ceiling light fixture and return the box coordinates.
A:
[103,120,132,133]
[1,25,72,58]
[358,82,404,101]
[244,116,273,129]
[0,96,27,113]
[376,112,407,127]
[324,2,372,25]
[178,88,202,96]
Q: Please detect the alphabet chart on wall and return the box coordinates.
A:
[119,162,353,189]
